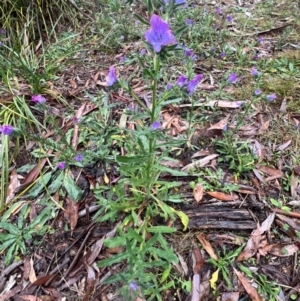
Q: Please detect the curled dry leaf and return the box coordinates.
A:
[64,197,79,233]
[233,268,263,301]
[253,168,267,185]
[191,150,211,159]
[236,185,257,195]
[237,213,275,262]
[261,243,299,257]
[256,165,284,178]
[6,169,20,204]
[196,233,218,261]
[206,191,239,201]
[29,258,37,283]
[194,183,204,203]
[207,116,229,131]
[258,119,270,134]
[276,140,291,151]
[182,154,219,172]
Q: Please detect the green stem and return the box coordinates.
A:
[127,88,149,112]
[146,54,160,196]
[151,54,160,123]
[232,97,256,135]
[0,135,9,210]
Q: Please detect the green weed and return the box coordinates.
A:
[0,203,52,265]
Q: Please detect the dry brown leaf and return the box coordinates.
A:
[206,191,239,201]
[182,154,219,172]
[29,258,37,283]
[22,155,51,185]
[291,173,300,200]
[196,233,218,261]
[31,275,53,286]
[251,139,264,162]
[83,265,97,300]
[233,268,263,301]
[221,292,239,301]
[5,169,20,204]
[64,197,79,233]
[207,116,229,131]
[70,78,77,89]
[72,102,87,149]
[236,185,257,195]
[262,243,300,257]
[237,213,275,261]
[23,259,31,281]
[178,100,246,108]
[194,183,204,203]
[256,165,284,179]
[192,246,205,274]
[191,150,211,158]
[258,119,270,134]
[276,140,291,151]
[160,159,183,168]
[253,168,267,184]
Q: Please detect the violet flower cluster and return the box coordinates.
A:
[176,74,203,95]
[145,14,177,53]
[0,125,14,135]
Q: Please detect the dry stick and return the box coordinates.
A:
[55,224,95,287]
[273,208,300,219]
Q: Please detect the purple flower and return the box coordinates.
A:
[253,53,259,60]
[129,281,138,291]
[57,162,66,170]
[120,35,124,40]
[258,37,264,44]
[187,74,203,95]
[150,121,161,130]
[250,67,259,76]
[74,154,84,162]
[211,46,216,52]
[106,66,117,86]
[215,7,221,15]
[228,73,238,83]
[73,117,79,124]
[145,14,177,53]
[266,93,276,101]
[31,95,46,104]
[176,75,188,87]
[254,89,262,96]
[120,56,125,63]
[227,15,233,22]
[0,124,14,135]
[140,49,146,55]
[166,82,173,90]
[127,104,134,112]
[220,52,226,59]
[184,47,194,57]
[185,19,194,26]
[0,29,5,35]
